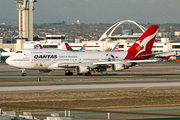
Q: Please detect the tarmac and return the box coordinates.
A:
[1,62,180,119]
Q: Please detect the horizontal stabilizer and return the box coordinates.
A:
[137,52,171,58]
[93,59,158,65]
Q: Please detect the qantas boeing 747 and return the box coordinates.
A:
[6,25,159,76]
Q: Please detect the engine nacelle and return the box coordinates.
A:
[111,63,125,71]
[130,63,137,67]
[39,70,52,73]
[76,65,90,74]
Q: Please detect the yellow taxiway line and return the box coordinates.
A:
[143,86,151,89]
[45,89,57,92]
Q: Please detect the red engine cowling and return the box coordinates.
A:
[112,63,125,71]
[76,65,90,73]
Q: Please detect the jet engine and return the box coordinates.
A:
[39,70,52,73]
[111,63,125,71]
[76,65,90,74]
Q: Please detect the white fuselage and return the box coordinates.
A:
[6,49,128,70]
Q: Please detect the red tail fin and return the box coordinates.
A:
[65,43,74,51]
[163,55,171,60]
[125,25,159,60]
[128,25,159,51]
[128,25,159,52]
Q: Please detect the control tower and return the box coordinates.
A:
[15,0,37,41]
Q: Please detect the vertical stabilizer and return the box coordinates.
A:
[65,43,74,51]
[128,25,159,52]
[34,44,43,49]
[112,43,119,52]
[125,25,159,59]
[79,44,87,52]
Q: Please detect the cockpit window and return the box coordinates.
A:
[16,51,23,53]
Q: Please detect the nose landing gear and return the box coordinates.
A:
[21,69,27,76]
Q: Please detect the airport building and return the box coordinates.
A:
[21,20,180,56]
[0,18,180,59]
[0,1,179,58]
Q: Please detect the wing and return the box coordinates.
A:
[93,59,157,65]
[48,59,157,70]
[48,62,94,69]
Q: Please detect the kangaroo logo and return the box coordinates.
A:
[135,40,144,51]
[135,31,158,58]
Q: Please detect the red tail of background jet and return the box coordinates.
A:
[163,55,171,61]
[65,43,74,51]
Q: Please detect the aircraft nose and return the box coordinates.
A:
[6,57,11,65]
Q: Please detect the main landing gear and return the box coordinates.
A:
[77,72,92,76]
[21,69,27,76]
[85,72,92,76]
[65,70,73,76]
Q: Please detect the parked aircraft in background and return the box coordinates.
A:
[34,44,43,49]
[65,43,87,52]
[6,25,159,76]
[154,55,172,62]
[162,55,171,61]
[112,43,119,52]
[79,44,87,52]
[34,43,87,52]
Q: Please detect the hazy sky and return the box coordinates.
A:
[1,0,180,24]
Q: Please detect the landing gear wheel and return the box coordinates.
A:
[65,70,73,76]
[69,72,73,75]
[21,69,27,76]
[85,72,92,76]
[77,73,83,76]
[21,73,27,76]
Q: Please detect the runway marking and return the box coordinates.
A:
[143,86,151,89]
[45,89,57,92]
